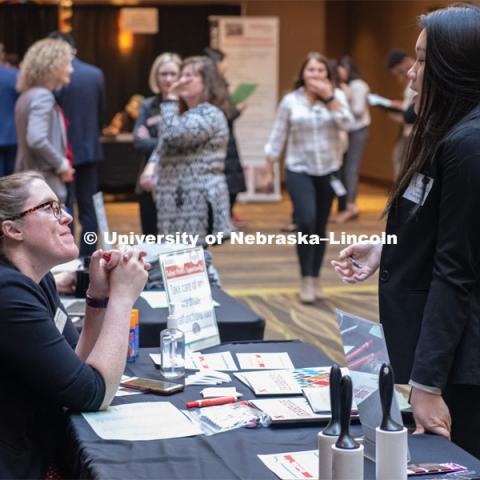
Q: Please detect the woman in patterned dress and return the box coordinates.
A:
[142,56,232,247]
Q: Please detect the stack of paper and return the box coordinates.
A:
[236,352,294,370]
[185,370,231,386]
[201,387,241,398]
[235,367,335,396]
[235,370,302,395]
[149,351,238,371]
[250,398,330,424]
[188,351,238,371]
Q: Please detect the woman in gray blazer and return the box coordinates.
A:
[15,38,75,202]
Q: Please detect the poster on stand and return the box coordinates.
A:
[159,247,220,351]
[209,15,281,202]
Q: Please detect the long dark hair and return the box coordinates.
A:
[293,52,333,90]
[339,55,363,82]
[386,4,480,214]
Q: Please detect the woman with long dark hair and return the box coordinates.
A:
[204,47,247,228]
[333,56,370,223]
[265,52,353,303]
[332,5,480,457]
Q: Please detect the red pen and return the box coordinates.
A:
[349,350,384,370]
[185,396,237,408]
[346,339,374,362]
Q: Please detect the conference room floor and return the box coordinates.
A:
[103,181,389,366]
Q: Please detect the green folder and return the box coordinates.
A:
[229,83,257,104]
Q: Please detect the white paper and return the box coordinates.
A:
[258,450,318,480]
[201,387,241,398]
[160,247,220,351]
[185,370,232,386]
[251,398,329,422]
[81,402,202,441]
[141,291,169,308]
[234,370,302,395]
[141,291,219,309]
[236,352,294,370]
[302,386,359,415]
[189,351,238,371]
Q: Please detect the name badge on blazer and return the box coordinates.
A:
[54,307,67,334]
[402,173,433,206]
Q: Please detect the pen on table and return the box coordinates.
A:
[186,396,237,408]
[349,256,362,269]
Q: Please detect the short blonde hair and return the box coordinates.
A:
[17,39,72,93]
[148,52,182,94]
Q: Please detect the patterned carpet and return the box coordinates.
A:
[228,285,379,366]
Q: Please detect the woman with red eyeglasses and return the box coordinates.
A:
[0,171,149,478]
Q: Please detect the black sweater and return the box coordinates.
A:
[0,257,105,479]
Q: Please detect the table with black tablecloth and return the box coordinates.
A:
[65,340,480,480]
[99,134,143,194]
[135,286,265,347]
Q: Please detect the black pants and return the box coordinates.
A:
[286,170,334,278]
[229,193,237,217]
[66,163,99,257]
[444,384,480,459]
[138,191,158,235]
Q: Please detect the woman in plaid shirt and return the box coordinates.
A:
[265,52,353,303]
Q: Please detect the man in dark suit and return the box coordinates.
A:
[48,32,105,256]
[0,61,18,177]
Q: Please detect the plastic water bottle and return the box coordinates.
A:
[160,327,185,379]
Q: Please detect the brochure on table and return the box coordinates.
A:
[336,308,409,462]
[250,397,331,424]
[159,246,220,351]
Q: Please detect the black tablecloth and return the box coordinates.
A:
[65,341,480,479]
[135,286,265,347]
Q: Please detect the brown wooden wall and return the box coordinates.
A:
[244,0,450,183]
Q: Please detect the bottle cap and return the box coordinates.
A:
[130,309,139,328]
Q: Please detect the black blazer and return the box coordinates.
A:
[379,116,480,389]
[55,57,105,166]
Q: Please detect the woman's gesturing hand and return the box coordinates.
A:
[331,242,382,283]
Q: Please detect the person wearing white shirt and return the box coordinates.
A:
[264,52,353,303]
[334,56,371,223]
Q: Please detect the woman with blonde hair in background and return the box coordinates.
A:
[135,52,181,235]
[142,56,232,247]
[264,52,353,303]
[15,38,75,203]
